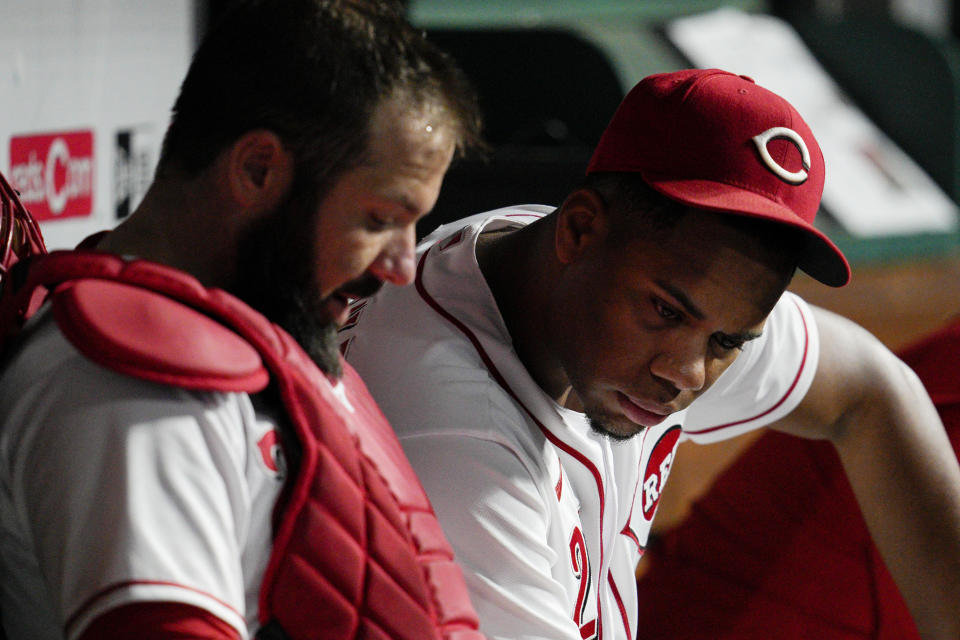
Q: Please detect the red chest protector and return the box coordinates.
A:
[0,250,483,640]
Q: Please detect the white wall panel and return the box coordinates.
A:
[1,1,195,249]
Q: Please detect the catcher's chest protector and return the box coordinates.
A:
[0,251,484,640]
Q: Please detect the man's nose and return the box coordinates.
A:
[649,343,707,393]
[368,225,417,286]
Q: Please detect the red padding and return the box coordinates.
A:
[52,279,269,393]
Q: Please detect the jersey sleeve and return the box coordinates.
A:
[78,602,241,640]
[682,291,820,444]
[4,345,254,639]
[402,432,586,640]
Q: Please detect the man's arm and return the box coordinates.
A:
[770,305,960,640]
[1,338,254,639]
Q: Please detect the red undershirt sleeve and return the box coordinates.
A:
[77,602,240,640]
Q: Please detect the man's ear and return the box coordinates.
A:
[225,130,294,212]
[555,187,609,265]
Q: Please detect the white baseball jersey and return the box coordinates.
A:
[0,309,285,639]
[340,206,820,640]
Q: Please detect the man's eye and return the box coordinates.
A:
[713,334,744,352]
[654,299,680,320]
[367,213,392,231]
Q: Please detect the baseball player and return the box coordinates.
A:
[0,1,486,639]
[340,69,960,640]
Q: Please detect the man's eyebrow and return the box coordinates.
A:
[395,192,421,213]
[655,279,763,342]
[656,280,706,321]
[372,194,420,216]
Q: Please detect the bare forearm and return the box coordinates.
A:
[832,353,960,640]
[775,306,960,638]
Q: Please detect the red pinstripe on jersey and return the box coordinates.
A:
[607,571,631,639]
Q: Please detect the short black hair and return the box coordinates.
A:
[583,172,688,233]
[584,171,805,266]
[158,0,482,196]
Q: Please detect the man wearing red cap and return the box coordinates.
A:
[340,69,960,639]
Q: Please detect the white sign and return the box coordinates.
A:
[1,1,194,249]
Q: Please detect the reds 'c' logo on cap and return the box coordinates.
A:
[752,126,811,185]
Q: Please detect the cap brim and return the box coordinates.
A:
[648,177,851,287]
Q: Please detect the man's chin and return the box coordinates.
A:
[275,299,343,378]
[297,319,343,378]
[585,410,645,442]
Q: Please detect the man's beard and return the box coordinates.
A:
[271,270,384,377]
[232,183,380,377]
[564,376,642,442]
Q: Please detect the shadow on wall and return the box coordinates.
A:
[418,29,626,238]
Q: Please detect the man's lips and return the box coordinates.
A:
[325,276,384,326]
[338,274,384,301]
[322,294,353,327]
[616,392,671,427]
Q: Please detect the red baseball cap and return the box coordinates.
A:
[587,68,850,287]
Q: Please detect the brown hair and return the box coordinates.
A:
[158,0,483,199]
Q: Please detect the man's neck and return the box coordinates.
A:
[96,178,240,290]
[475,219,571,403]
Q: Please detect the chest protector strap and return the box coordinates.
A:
[1,250,483,640]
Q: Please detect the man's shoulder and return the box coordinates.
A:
[0,311,245,432]
[417,204,554,249]
[346,301,532,443]
[342,205,559,455]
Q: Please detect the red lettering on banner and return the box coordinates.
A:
[9,131,95,220]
